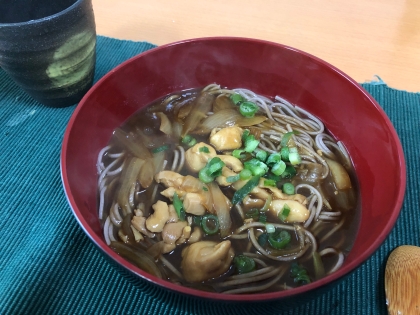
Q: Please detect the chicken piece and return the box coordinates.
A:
[215,156,244,186]
[146,201,170,232]
[216,167,238,186]
[258,179,307,205]
[130,225,144,242]
[183,193,206,215]
[269,199,310,223]
[216,155,243,172]
[176,226,192,245]
[162,221,188,245]
[155,170,213,212]
[155,171,184,188]
[188,227,203,244]
[167,204,179,223]
[185,142,217,172]
[210,126,243,151]
[131,216,155,238]
[160,187,186,200]
[181,240,235,283]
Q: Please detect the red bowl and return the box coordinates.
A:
[61,37,406,302]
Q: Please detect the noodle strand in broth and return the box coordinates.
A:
[97,84,359,294]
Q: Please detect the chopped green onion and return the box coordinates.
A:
[199,146,210,153]
[258,233,269,246]
[198,157,226,183]
[281,165,297,178]
[289,151,301,165]
[263,172,281,182]
[290,263,311,284]
[278,204,291,222]
[226,174,240,183]
[198,168,214,183]
[232,175,261,205]
[281,131,299,147]
[232,149,246,159]
[265,224,275,234]
[264,179,276,187]
[181,135,197,147]
[280,146,290,161]
[259,212,267,223]
[313,252,326,280]
[239,101,259,118]
[244,134,260,153]
[230,93,245,105]
[254,148,268,162]
[172,192,186,221]
[233,255,256,274]
[201,214,219,235]
[271,161,286,176]
[244,208,259,220]
[193,215,202,226]
[268,229,291,249]
[207,157,225,177]
[282,183,295,195]
[266,153,281,167]
[152,144,169,154]
[239,169,252,180]
[244,158,269,176]
[242,129,250,142]
[181,135,193,144]
[188,138,197,147]
[202,186,208,191]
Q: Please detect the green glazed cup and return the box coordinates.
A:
[0,0,96,107]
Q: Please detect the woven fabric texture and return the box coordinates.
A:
[0,35,419,315]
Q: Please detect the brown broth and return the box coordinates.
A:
[99,86,360,293]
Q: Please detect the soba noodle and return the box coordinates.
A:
[97,84,358,293]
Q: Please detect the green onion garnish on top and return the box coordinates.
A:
[198,157,226,183]
[232,175,261,205]
[181,134,197,147]
[152,144,169,154]
[230,93,246,105]
[268,229,291,249]
[244,134,260,153]
[201,214,219,235]
[281,131,299,147]
[172,192,186,221]
[278,204,291,222]
[239,101,259,118]
[282,183,295,195]
[254,148,268,162]
[244,158,268,176]
[199,146,210,153]
[233,255,256,274]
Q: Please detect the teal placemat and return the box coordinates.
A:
[0,35,419,315]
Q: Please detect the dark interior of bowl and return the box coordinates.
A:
[61,37,405,302]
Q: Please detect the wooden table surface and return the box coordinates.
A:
[92,0,420,92]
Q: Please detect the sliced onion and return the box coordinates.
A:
[196,109,267,134]
[138,158,154,188]
[113,128,152,159]
[117,157,144,214]
[155,112,172,135]
[208,182,232,237]
[110,241,163,278]
[213,95,236,112]
[182,92,215,137]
